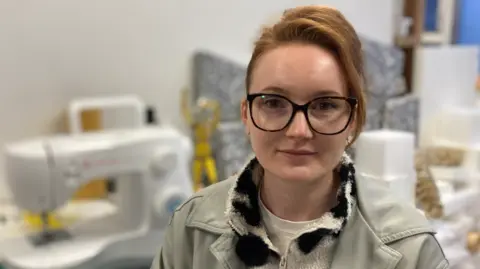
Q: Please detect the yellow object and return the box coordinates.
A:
[23,212,64,231]
[181,89,221,191]
[73,109,108,200]
[414,149,444,219]
[467,231,480,253]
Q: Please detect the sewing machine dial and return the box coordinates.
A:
[153,187,189,223]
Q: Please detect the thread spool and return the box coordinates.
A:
[72,109,108,199]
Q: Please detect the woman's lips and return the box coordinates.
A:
[278,149,317,156]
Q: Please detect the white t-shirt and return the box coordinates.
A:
[259,196,321,255]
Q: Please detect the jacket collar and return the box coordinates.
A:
[224,152,357,267]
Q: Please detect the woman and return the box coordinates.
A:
[152,5,448,269]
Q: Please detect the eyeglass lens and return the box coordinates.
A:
[250,94,352,134]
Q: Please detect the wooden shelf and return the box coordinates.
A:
[421,32,447,44]
[401,0,425,92]
[395,35,419,48]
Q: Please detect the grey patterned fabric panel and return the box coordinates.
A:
[192,51,246,122]
[384,94,419,145]
[361,36,406,98]
[215,122,252,180]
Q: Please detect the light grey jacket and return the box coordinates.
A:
[151,155,449,269]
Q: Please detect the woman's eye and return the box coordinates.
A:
[264,99,279,107]
[263,98,286,108]
[313,101,337,110]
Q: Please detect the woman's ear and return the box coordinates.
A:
[348,110,357,135]
[240,98,249,134]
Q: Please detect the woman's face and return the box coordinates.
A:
[241,43,355,182]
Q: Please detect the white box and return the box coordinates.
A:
[461,146,480,175]
[433,106,480,147]
[355,129,416,177]
[383,174,417,205]
[442,188,480,217]
[413,46,479,147]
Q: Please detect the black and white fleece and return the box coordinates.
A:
[225,152,357,269]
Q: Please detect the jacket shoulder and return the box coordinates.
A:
[391,233,448,269]
[173,177,234,234]
[152,179,235,269]
[355,173,435,243]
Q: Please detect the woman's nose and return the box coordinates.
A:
[285,111,313,138]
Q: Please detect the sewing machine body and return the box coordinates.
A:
[1,126,194,269]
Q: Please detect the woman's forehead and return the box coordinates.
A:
[249,44,347,99]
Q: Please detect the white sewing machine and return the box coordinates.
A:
[0,126,194,269]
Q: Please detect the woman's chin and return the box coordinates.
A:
[276,166,323,182]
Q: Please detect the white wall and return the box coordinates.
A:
[0,0,397,198]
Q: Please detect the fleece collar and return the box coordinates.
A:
[224,152,357,267]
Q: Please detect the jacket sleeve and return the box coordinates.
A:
[150,197,198,269]
[150,216,176,269]
[415,235,450,269]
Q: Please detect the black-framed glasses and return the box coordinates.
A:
[246,93,357,135]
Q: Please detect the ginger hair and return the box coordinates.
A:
[245,5,366,145]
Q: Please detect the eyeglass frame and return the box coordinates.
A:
[246,93,358,135]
